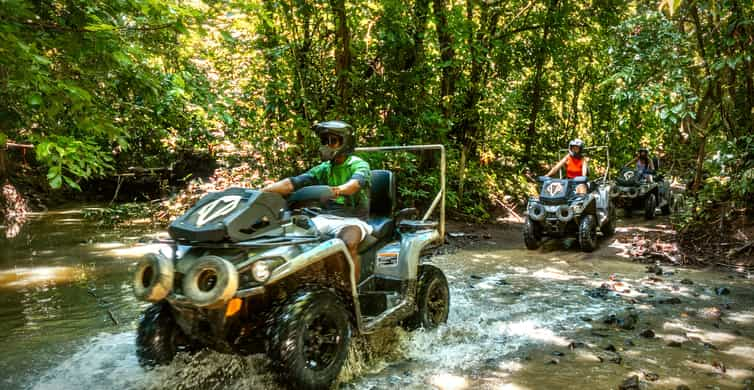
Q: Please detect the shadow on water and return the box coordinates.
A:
[2,210,753,390]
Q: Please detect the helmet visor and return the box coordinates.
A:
[319,133,343,147]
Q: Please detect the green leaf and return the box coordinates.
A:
[28,93,43,106]
[50,174,62,189]
[63,176,82,191]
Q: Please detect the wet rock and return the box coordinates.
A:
[640,329,655,338]
[546,358,560,365]
[604,344,617,352]
[657,297,682,304]
[712,360,726,373]
[680,278,694,285]
[568,342,586,350]
[703,342,718,350]
[470,274,483,280]
[646,264,663,275]
[715,287,730,295]
[644,372,660,381]
[552,351,565,356]
[609,355,623,364]
[667,341,683,347]
[586,284,611,299]
[580,316,592,322]
[676,386,691,390]
[604,310,639,330]
[618,375,640,390]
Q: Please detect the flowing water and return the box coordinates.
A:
[1,210,753,389]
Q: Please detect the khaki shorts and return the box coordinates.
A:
[311,215,373,241]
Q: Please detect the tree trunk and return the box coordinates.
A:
[523,0,557,164]
[330,0,351,115]
[433,0,456,119]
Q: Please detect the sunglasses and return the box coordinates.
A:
[319,134,342,146]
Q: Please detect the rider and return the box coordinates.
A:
[624,147,655,182]
[546,139,588,178]
[262,120,371,278]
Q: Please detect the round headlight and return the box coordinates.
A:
[251,261,271,282]
[575,184,587,195]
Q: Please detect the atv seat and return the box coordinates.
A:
[367,169,396,240]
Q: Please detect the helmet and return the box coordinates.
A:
[312,120,355,162]
[568,139,585,157]
[638,147,649,155]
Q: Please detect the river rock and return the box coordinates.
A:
[715,287,730,295]
[640,329,655,338]
[552,351,565,356]
[667,341,683,347]
[646,264,663,275]
[586,284,611,299]
[609,354,623,364]
[604,344,617,352]
[680,278,693,285]
[657,297,682,304]
[644,372,660,381]
[619,375,640,390]
[568,342,586,350]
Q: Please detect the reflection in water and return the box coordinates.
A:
[0,267,84,289]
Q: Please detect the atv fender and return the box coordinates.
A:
[399,229,441,280]
[267,239,362,318]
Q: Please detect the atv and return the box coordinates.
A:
[610,166,672,219]
[523,175,615,252]
[131,145,449,390]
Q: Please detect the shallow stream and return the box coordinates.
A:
[1,210,752,389]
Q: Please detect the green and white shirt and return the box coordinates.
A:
[290,155,371,218]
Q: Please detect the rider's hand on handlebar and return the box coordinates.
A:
[330,186,341,198]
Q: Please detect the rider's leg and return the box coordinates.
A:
[337,225,363,281]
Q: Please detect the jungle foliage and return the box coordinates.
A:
[0,0,752,225]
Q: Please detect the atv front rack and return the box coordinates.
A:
[155,235,321,249]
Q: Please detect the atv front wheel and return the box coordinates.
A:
[579,214,597,252]
[136,301,188,367]
[405,265,450,330]
[270,289,351,390]
[661,195,671,215]
[644,193,657,220]
[602,202,616,237]
[523,217,542,250]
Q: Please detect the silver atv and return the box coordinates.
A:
[523,175,615,252]
[131,145,449,390]
[610,166,672,219]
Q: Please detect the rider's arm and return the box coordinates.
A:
[262,178,294,195]
[333,179,361,197]
[648,158,655,171]
[582,158,588,177]
[546,155,568,177]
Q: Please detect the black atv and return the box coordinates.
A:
[610,166,672,219]
[132,146,449,390]
[523,176,615,252]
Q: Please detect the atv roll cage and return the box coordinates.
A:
[355,144,446,241]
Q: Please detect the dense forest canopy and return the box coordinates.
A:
[0,0,752,224]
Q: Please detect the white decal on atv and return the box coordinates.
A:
[195,195,242,227]
[624,171,635,180]
[546,182,564,197]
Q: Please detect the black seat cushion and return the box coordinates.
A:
[367,217,394,240]
[370,170,395,218]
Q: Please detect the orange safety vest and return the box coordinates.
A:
[565,155,584,178]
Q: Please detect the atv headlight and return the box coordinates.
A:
[250,258,285,283]
[575,184,587,195]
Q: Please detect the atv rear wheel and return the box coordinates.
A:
[405,265,450,330]
[523,217,542,250]
[644,193,657,220]
[136,301,188,367]
[269,289,351,390]
[579,214,597,252]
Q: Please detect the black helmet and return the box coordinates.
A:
[569,139,585,157]
[312,120,355,162]
[638,147,649,155]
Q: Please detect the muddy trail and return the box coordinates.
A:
[1,210,753,390]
